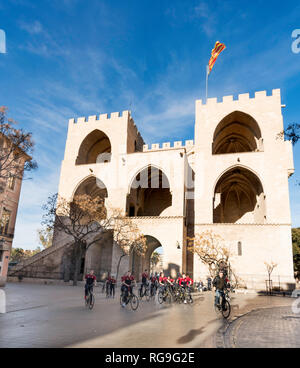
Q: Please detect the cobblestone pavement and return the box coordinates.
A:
[216,306,300,348]
[0,283,297,348]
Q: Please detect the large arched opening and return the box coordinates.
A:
[213,167,266,224]
[131,235,164,281]
[73,176,108,201]
[127,166,172,217]
[72,176,110,280]
[76,129,112,165]
[212,111,263,155]
[84,231,114,281]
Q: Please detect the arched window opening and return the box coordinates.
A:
[74,176,108,219]
[76,130,111,165]
[129,205,135,217]
[212,111,262,155]
[74,176,108,200]
[127,166,172,217]
[213,167,266,224]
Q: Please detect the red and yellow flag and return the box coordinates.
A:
[208,41,226,74]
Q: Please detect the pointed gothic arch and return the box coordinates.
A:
[212,111,263,155]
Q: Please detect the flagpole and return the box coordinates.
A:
[206,65,209,103]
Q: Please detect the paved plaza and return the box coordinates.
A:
[0,282,299,348]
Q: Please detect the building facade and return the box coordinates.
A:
[0,160,27,286]
[9,89,296,290]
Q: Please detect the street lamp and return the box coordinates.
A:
[176,241,181,250]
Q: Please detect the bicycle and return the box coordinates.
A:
[139,283,151,302]
[214,290,231,319]
[158,286,172,304]
[85,286,95,310]
[150,282,158,298]
[105,282,111,298]
[120,287,139,311]
[184,287,194,304]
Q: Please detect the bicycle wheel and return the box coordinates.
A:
[89,293,95,310]
[214,303,222,315]
[130,294,139,311]
[166,292,172,304]
[145,289,150,302]
[139,287,143,299]
[187,294,193,304]
[85,294,89,308]
[158,291,164,304]
[221,301,231,319]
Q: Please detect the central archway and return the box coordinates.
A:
[127,166,172,217]
[131,235,163,280]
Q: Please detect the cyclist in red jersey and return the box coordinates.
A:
[159,272,168,292]
[139,269,149,297]
[121,271,136,307]
[178,273,189,303]
[178,273,188,287]
[186,274,194,287]
[166,276,175,293]
[105,273,111,296]
[150,273,157,295]
[84,270,97,299]
[109,275,116,298]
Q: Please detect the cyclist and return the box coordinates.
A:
[213,271,230,309]
[121,271,136,307]
[178,273,187,287]
[166,276,175,295]
[158,272,168,292]
[150,273,158,296]
[186,274,194,290]
[178,273,189,303]
[84,270,97,300]
[105,273,111,297]
[110,274,116,298]
[139,269,149,297]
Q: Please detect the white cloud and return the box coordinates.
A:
[19,20,43,35]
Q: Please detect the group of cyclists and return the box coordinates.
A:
[84,268,231,315]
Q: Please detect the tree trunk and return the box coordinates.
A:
[73,241,83,286]
[116,254,126,285]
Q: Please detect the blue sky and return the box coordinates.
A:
[0,0,299,250]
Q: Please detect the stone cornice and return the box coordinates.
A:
[195,223,292,226]
[129,216,185,220]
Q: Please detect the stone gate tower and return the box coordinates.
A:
[9,89,296,290]
[193,89,295,289]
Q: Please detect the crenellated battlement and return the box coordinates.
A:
[196,89,281,107]
[143,140,194,152]
[69,110,131,125]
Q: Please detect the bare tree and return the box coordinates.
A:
[43,193,116,285]
[0,106,37,181]
[113,217,147,282]
[37,227,53,249]
[187,230,232,277]
[278,123,300,146]
[264,261,278,294]
[42,193,147,285]
[150,251,161,273]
